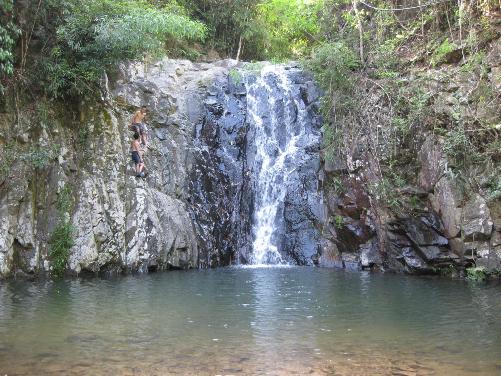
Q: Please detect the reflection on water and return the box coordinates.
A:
[1,268,500,375]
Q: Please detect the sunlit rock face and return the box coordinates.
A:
[0,59,236,277]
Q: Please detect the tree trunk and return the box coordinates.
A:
[236,35,243,62]
[352,0,364,63]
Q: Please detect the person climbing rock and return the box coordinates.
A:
[130,105,148,147]
[131,132,146,178]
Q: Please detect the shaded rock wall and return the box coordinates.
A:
[318,37,501,275]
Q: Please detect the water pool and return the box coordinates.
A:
[0,267,500,375]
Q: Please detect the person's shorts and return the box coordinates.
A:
[132,123,147,135]
[131,151,141,165]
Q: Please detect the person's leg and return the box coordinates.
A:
[140,124,148,147]
[132,152,141,176]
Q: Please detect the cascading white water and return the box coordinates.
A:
[246,65,309,265]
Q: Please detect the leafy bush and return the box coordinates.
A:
[228,68,243,85]
[334,215,344,229]
[32,0,206,98]
[443,125,469,165]
[305,41,359,93]
[369,177,402,211]
[0,142,17,180]
[49,221,75,278]
[430,38,458,67]
[304,41,359,159]
[49,184,75,278]
[257,0,322,60]
[178,0,321,60]
[486,174,501,203]
[0,0,20,93]
[57,185,73,214]
[466,267,487,281]
[328,176,346,195]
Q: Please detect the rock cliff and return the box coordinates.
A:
[0,59,239,277]
[318,37,501,276]
[1,46,500,278]
[0,59,324,277]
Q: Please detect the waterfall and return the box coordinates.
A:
[246,65,319,265]
[191,62,322,267]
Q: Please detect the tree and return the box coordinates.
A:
[12,0,206,98]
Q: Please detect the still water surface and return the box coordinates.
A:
[1,267,500,375]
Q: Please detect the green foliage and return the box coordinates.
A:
[369,177,402,211]
[408,195,420,210]
[461,50,487,74]
[0,142,17,180]
[243,62,265,72]
[391,85,431,144]
[36,100,57,129]
[334,214,344,229]
[49,221,75,278]
[27,0,206,98]
[0,0,20,93]
[229,68,243,85]
[57,185,73,214]
[430,38,458,67]
[178,0,264,58]
[433,264,456,277]
[305,41,359,158]
[22,144,60,169]
[257,0,322,59]
[49,184,75,278]
[466,267,487,281]
[179,0,321,60]
[306,41,359,93]
[443,125,471,164]
[486,175,501,203]
[0,140,59,179]
[328,176,346,195]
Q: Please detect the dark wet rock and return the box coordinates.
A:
[449,238,465,257]
[324,157,348,173]
[402,247,429,272]
[398,217,449,246]
[385,215,460,271]
[191,64,322,265]
[476,249,501,271]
